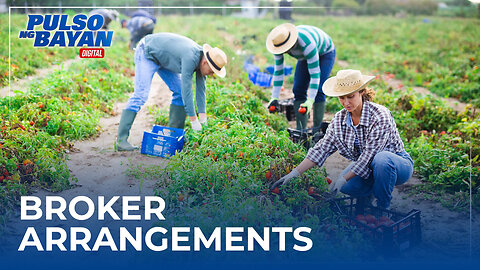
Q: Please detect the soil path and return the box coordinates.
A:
[0,57,80,98]
[0,74,172,251]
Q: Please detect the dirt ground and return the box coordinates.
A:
[0,73,170,251]
[1,65,478,259]
[0,57,79,98]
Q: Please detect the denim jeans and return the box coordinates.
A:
[339,150,414,209]
[292,49,336,103]
[125,44,184,113]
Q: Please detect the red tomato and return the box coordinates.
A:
[355,214,365,222]
[298,107,307,114]
[326,177,332,184]
[272,187,280,194]
[364,214,377,224]
[269,105,276,112]
[265,171,271,180]
[378,216,391,223]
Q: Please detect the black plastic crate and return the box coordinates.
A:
[287,122,329,149]
[278,98,295,121]
[329,196,421,255]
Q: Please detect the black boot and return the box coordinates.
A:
[169,104,187,129]
[313,101,326,128]
[294,99,308,130]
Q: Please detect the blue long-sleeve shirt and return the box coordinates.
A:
[143,33,206,116]
[126,16,154,35]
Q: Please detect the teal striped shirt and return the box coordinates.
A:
[272,25,334,99]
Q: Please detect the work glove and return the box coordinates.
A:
[199,113,207,125]
[267,98,280,113]
[300,98,314,114]
[329,176,347,195]
[271,168,300,189]
[191,119,202,131]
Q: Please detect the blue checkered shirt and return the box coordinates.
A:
[306,101,406,179]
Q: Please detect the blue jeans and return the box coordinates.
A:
[292,49,336,103]
[125,44,184,113]
[339,151,414,209]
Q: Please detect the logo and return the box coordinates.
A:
[18,14,114,52]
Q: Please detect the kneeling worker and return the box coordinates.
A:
[116,33,228,151]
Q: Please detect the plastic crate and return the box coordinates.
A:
[140,125,185,158]
[249,71,273,87]
[279,98,295,121]
[287,122,329,148]
[243,62,259,74]
[329,196,422,255]
[265,65,293,76]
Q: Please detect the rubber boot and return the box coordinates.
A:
[294,99,308,130]
[169,104,187,129]
[116,109,138,151]
[313,101,326,128]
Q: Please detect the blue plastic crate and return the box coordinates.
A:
[265,65,293,76]
[243,62,259,74]
[141,125,185,158]
[249,71,273,87]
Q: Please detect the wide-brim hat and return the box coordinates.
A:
[203,44,227,78]
[323,69,375,97]
[266,23,298,54]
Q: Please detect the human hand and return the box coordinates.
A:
[300,98,314,114]
[199,113,207,125]
[271,168,300,189]
[191,119,202,131]
[329,176,347,195]
[267,98,279,113]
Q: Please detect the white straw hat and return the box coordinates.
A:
[266,23,298,54]
[323,69,375,97]
[203,44,227,78]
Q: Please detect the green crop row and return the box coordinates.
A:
[0,24,134,226]
[0,14,80,87]
[144,15,479,211]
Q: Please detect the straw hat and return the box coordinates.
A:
[266,23,298,54]
[203,44,227,78]
[323,69,375,97]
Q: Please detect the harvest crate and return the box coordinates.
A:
[329,196,422,255]
[265,65,293,76]
[287,122,329,149]
[278,98,295,121]
[248,71,273,87]
[141,125,185,158]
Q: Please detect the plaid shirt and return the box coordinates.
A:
[306,102,405,179]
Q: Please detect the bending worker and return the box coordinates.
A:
[266,23,336,130]
[273,69,414,209]
[116,33,228,151]
[121,10,156,49]
[89,9,119,30]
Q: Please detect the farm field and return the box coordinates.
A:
[0,12,479,265]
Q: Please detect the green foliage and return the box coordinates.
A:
[333,0,361,8]
[0,20,135,224]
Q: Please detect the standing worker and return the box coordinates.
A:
[266,23,336,130]
[121,10,157,49]
[89,9,119,30]
[116,33,228,151]
[273,70,414,209]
